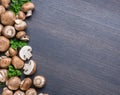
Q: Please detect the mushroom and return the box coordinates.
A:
[25,88,37,95]
[12,56,24,69]
[14,19,27,31]
[0,24,3,35]
[0,5,5,16]
[16,31,29,41]
[14,90,25,95]
[2,87,13,95]
[0,0,11,8]
[19,46,32,61]
[6,77,21,90]
[21,2,35,17]
[16,11,26,20]
[20,78,32,91]
[0,56,11,68]
[1,11,16,25]
[0,69,8,82]
[33,75,46,88]
[2,26,16,38]
[23,60,36,75]
[5,47,17,57]
[0,36,10,52]
[39,93,49,95]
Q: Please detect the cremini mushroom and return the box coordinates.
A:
[6,77,21,90]
[12,56,24,69]
[14,19,27,31]
[0,36,10,52]
[0,69,8,82]
[16,11,26,20]
[5,47,17,57]
[19,46,32,61]
[0,5,5,16]
[0,0,11,8]
[1,11,16,25]
[14,90,25,95]
[21,2,35,17]
[38,93,49,95]
[16,31,29,41]
[23,60,36,75]
[33,75,46,88]
[20,78,32,91]
[2,26,16,38]
[0,24,3,35]
[0,56,11,68]
[2,87,13,95]
[25,88,37,95]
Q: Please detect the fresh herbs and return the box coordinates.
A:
[8,65,22,78]
[10,0,31,14]
[10,39,28,50]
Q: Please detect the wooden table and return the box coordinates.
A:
[1,0,120,95]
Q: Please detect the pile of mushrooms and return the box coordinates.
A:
[0,1,49,95]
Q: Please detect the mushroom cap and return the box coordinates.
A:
[0,24,3,35]
[16,31,26,39]
[0,36,10,52]
[21,2,35,12]
[2,26,16,38]
[23,60,36,75]
[0,69,8,82]
[12,56,24,69]
[0,5,5,16]
[0,56,11,68]
[5,47,18,57]
[1,11,16,25]
[6,77,21,90]
[33,76,46,88]
[1,0,11,8]
[25,88,37,95]
[17,11,26,20]
[20,78,32,91]
[2,87,13,95]
[14,90,25,95]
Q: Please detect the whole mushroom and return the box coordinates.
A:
[12,56,24,69]
[20,78,32,91]
[1,11,16,25]
[23,60,36,75]
[0,0,11,8]
[16,31,29,41]
[2,87,13,95]
[2,26,16,38]
[14,90,25,95]
[6,77,21,90]
[0,56,11,68]
[0,36,10,52]
[14,19,27,31]
[0,24,3,35]
[25,88,37,95]
[0,5,5,16]
[0,69,8,82]
[5,47,17,57]
[16,11,26,20]
[33,76,46,88]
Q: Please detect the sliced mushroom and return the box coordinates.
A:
[1,11,16,25]
[25,88,37,95]
[19,46,32,61]
[0,69,8,82]
[0,24,3,35]
[20,78,32,91]
[16,31,29,41]
[2,87,13,95]
[23,60,36,75]
[2,26,16,38]
[21,2,35,17]
[0,36,10,52]
[14,90,25,95]
[12,56,24,69]
[0,5,5,16]
[0,56,11,68]
[6,77,21,90]
[5,47,17,57]
[38,93,49,95]
[16,11,26,20]
[33,75,46,88]
[14,19,27,31]
[0,0,11,8]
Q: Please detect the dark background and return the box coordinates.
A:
[1,0,120,95]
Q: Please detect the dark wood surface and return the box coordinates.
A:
[1,0,120,95]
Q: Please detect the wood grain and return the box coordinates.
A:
[1,0,120,95]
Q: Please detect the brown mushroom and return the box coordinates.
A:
[2,26,16,38]
[2,87,13,95]
[6,77,21,90]
[0,0,11,8]
[16,31,29,41]
[0,36,10,52]
[25,88,37,95]
[12,56,24,69]
[1,11,16,25]
[0,24,3,35]
[0,69,8,82]
[20,78,32,91]
[0,5,5,16]
[16,11,26,20]
[0,56,11,68]
[5,47,17,57]
[33,75,46,88]
[14,90,25,95]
